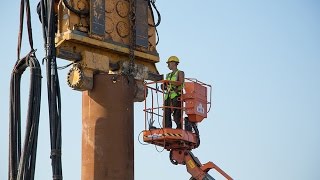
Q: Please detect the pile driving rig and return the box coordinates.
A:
[8,0,233,179]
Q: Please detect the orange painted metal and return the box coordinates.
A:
[142,79,233,180]
[183,80,208,123]
[170,150,234,180]
[184,153,208,179]
[143,128,197,150]
[170,150,186,164]
[142,80,202,150]
[82,74,134,180]
[203,162,234,180]
[143,80,184,129]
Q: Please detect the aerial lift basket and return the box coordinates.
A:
[142,78,211,150]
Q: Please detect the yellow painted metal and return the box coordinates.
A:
[68,67,81,86]
[67,66,93,90]
[55,0,160,76]
[81,51,110,72]
[56,32,159,62]
[56,39,158,76]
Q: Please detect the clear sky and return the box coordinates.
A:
[1,0,320,180]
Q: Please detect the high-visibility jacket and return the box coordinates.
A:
[165,70,183,100]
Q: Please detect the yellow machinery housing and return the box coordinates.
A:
[55,0,161,97]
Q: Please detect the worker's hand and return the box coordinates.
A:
[161,83,167,90]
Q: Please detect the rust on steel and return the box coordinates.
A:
[82,74,134,180]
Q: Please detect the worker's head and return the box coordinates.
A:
[167,56,179,70]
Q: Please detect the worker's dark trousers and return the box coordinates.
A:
[164,96,182,128]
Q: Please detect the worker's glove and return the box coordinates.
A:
[161,83,167,91]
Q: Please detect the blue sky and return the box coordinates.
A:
[1,0,320,179]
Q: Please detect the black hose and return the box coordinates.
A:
[10,0,63,179]
[147,0,161,27]
[41,0,63,179]
[62,0,89,16]
[191,122,200,148]
[147,0,161,45]
[169,150,178,165]
[39,0,48,43]
[9,51,42,180]
[9,0,42,179]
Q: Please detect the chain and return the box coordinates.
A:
[128,0,136,75]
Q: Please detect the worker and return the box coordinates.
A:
[163,56,185,128]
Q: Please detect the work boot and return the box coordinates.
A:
[149,125,158,130]
[184,117,192,132]
[176,123,182,129]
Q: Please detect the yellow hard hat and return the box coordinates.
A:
[167,56,180,63]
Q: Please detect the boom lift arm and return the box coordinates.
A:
[170,150,233,180]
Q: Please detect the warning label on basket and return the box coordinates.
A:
[145,134,162,139]
[196,103,205,114]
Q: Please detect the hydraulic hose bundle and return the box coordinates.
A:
[39,0,63,179]
[9,0,63,179]
[9,50,41,180]
[9,0,42,179]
